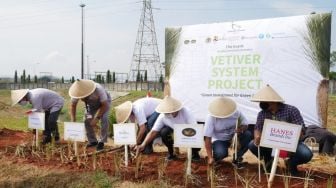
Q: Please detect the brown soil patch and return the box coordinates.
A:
[0,129,336,187]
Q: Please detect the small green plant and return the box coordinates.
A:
[157,156,167,180]
[113,152,122,177]
[327,175,334,188]
[135,154,143,178]
[14,144,26,158]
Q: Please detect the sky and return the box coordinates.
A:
[0,0,335,79]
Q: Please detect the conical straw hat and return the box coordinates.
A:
[208,97,237,118]
[69,79,96,99]
[11,89,29,106]
[156,95,182,113]
[115,101,133,123]
[251,84,284,102]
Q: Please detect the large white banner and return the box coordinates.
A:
[167,14,329,125]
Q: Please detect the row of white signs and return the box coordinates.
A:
[29,112,301,151]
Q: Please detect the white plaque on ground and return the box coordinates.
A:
[260,119,302,152]
[113,123,136,145]
[174,124,204,148]
[28,112,45,130]
[64,122,86,142]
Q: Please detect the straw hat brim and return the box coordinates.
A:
[208,97,237,118]
[115,101,133,123]
[69,79,96,99]
[251,84,284,102]
[155,96,182,113]
[11,89,29,106]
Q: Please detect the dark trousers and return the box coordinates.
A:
[43,110,61,140]
[212,130,252,162]
[141,112,160,153]
[160,126,200,156]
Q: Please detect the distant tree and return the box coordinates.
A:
[144,70,147,82]
[27,75,31,83]
[61,76,64,83]
[329,72,336,80]
[331,51,336,68]
[136,70,141,82]
[96,74,102,83]
[112,72,116,83]
[106,70,111,83]
[14,70,18,83]
[159,74,163,83]
[140,75,143,82]
[71,76,75,83]
[34,75,38,83]
[21,70,26,84]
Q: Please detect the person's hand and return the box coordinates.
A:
[207,156,214,165]
[235,127,243,134]
[90,118,99,127]
[25,110,33,115]
[254,136,261,146]
[134,144,145,158]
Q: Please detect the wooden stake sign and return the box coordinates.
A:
[28,112,45,147]
[260,119,302,188]
[64,122,86,156]
[113,123,136,167]
[174,124,204,175]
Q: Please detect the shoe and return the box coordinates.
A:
[232,160,244,169]
[54,136,60,144]
[192,153,201,162]
[86,141,98,148]
[165,154,177,161]
[96,142,104,151]
[41,136,51,145]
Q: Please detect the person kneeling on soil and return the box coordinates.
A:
[204,97,252,169]
[69,79,111,151]
[135,95,201,161]
[248,84,313,176]
[11,88,64,144]
[115,97,162,154]
[303,125,336,155]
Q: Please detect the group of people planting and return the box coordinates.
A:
[10,79,336,176]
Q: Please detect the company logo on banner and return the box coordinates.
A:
[260,119,302,152]
[28,112,45,130]
[64,122,86,142]
[174,124,203,148]
[113,123,136,145]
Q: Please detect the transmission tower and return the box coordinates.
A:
[129,0,161,82]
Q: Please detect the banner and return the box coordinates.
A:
[166,14,330,125]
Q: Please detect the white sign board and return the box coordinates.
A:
[174,124,204,148]
[113,123,136,145]
[260,119,302,152]
[28,112,45,130]
[64,122,86,142]
[166,14,330,126]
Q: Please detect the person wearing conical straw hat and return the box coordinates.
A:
[248,84,312,176]
[135,82,201,161]
[69,79,111,151]
[204,97,252,169]
[11,88,64,144]
[115,97,162,154]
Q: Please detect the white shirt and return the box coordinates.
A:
[204,110,248,142]
[152,107,196,132]
[132,97,161,126]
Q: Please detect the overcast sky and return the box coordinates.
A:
[0,0,335,79]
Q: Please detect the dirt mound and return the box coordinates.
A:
[0,128,335,187]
